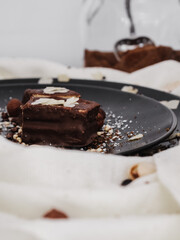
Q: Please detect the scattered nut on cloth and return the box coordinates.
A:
[0,59,180,239]
[129,162,156,180]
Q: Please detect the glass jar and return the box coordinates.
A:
[81,0,180,51]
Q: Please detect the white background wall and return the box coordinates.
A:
[0,0,180,67]
[0,0,83,66]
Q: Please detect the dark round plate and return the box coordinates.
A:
[68,79,180,155]
[0,79,177,155]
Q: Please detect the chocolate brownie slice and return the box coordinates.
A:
[22,95,105,147]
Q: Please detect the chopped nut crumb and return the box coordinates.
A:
[104,124,111,131]
[168,132,180,140]
[38,77,53,85]
[97,131,104,136]
[16,137,22,143]
[13,133,18,140]
[18,128,22,134]
[128,133,143,141]
[121,86,138,94]
[160,100,179,110]
[57,74,70,82]
[92,72,104,80]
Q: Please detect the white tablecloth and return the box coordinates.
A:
[0,58,180,240]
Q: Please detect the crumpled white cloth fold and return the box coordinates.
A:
[1,58,180,92]
[0,58,180,239]
[0,137,179,220]
[0,212,180,240]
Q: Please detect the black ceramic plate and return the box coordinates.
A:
[67,79,180,155]
[0,78,177,155]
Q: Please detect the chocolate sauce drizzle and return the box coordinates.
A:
[125,0,135,35]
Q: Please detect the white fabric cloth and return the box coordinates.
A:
[1,58,180,239]
[1,58,180,92]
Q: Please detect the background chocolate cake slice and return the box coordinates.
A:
[84,45,180,73]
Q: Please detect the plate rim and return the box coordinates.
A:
[0,77,180,100]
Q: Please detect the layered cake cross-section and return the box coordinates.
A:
[21,87,105,147]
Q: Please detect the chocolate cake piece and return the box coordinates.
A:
[114,45,180,73]
[22,87,81,104]
[84,45,180,73]
[22,96,105,147]
[84,49,118,68]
